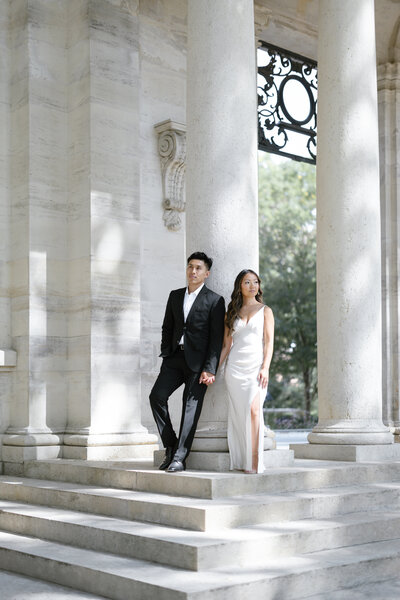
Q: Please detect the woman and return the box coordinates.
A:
[219,270,274,473]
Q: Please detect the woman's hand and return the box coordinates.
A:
[199,371,215,385]
[258,367,269,389]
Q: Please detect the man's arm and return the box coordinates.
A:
[202,295,226,376]
[160,292,174,357]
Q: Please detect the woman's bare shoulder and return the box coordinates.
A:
[263,304,274,318]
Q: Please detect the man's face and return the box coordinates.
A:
[186,259,210,288]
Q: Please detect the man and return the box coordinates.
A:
[150,251,225,472]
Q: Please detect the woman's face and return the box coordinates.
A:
[240,273,260,298]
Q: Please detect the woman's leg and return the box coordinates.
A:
[246,392,260,473]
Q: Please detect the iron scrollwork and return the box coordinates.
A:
[258,42,318,164]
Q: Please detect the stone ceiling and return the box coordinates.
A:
[254,0,400,64]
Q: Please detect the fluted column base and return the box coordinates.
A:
[307,419,393,445]
[1,428,63,474]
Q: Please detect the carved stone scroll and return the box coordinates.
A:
[154,119,186,231]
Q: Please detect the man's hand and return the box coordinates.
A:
[199,371,215,386]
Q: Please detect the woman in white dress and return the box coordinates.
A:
[219,270,274,473]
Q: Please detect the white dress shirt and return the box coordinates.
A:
[179,283,204,344]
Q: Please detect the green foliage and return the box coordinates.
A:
[259,153,317,417]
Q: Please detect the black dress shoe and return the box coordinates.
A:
[158,447,175,470]
[166,459,186,473]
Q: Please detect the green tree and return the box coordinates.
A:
[258,153,317,418]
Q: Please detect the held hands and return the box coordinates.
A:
[199,371,215,386]
[258,367,269,389]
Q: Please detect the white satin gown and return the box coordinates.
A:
[225,305,265,473]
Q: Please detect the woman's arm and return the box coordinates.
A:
[219,321,233,367]
[258,306,275,389]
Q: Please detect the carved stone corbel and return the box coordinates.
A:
[154,119,186,231]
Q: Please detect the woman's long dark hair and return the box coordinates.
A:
[226,269,263,332]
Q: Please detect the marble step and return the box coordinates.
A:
[1,499,400,571]
[297,576,400,600]
[1,475,400,532]
[22,458,400,499]
[0,569,109,600]
[1,529,400,600]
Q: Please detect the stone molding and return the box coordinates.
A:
[378,62,400,90]
[154,119,186,232]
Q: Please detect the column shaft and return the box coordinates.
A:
[308,0,392,444]
[64,0,157,459]
[3,0,68,470]
[185,0,272,461]
[379,62,400,439]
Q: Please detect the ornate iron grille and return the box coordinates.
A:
[257,42,317,164]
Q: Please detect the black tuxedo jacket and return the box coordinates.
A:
[159,285,225,374]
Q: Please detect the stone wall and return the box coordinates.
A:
[138,0,187,435]
[0,0,187,467]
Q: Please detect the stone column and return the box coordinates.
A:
[2,0,68,472]
[293,0,396,461]
[64,0,157,460]
[185,0,276,470]
[0,0,13,460]
[2,0,158,469]
[378,61,400,441]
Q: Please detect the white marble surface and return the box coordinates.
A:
[0,569,106,600]
[6,0,69,447]
[310,0,392,444]
[66,0,150,445]
[139,0,187,435]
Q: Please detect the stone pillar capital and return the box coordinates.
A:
[154,119,186,232]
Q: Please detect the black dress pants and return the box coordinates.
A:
[149,349,208,462]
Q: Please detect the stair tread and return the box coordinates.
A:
[1,498,400,547]
[0,568,109,600]
[298,576,400,600]
[1,529,400,594]
[26,458,400,499]
[2,475,400,509]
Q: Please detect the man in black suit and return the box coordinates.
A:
[150,251,225,472]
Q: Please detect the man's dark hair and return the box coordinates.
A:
[187,251,213,271]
